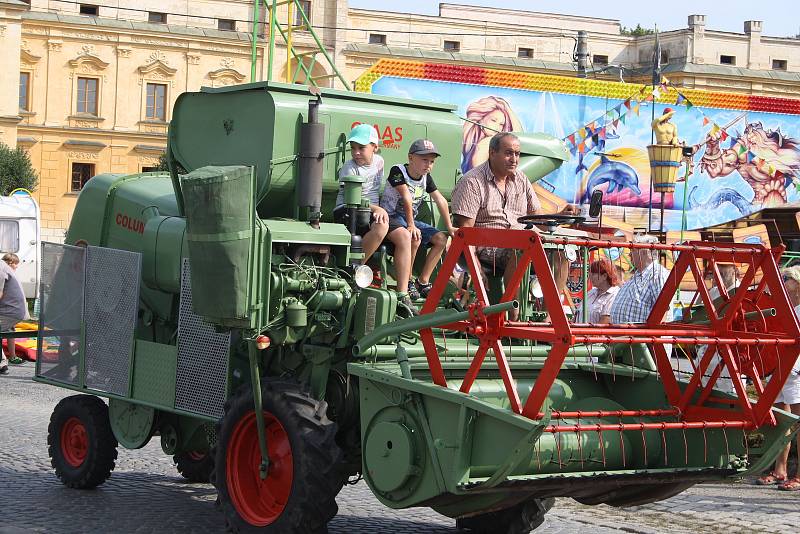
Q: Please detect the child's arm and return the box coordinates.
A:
[430,190,455,236]
[395,184,420,241]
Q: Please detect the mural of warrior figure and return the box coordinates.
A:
[700,122,800,206]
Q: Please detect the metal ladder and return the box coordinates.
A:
[250,0,351,89]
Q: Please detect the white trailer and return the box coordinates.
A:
[0,190,40,299]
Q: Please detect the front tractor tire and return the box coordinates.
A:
[213,379,342,533]
[47,395,119,489]
[174,451,214,483]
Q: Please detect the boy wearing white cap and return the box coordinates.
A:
[334,123,389,263]
[381,139,455,312]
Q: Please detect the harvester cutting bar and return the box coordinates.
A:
[536,409,680,419]
[544,421,754,433]
[573,336,795,345]
[419,227,800,430]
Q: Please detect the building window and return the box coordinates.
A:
[593,54,609,66]
[19,72,30,111]
[720,54,736,65]
[141,166,159,173]
[148,12,167,24]
[518,47,534,59]
[660,49,669,64]
[369,33,387,45]
[76,77,98,115]
[218,19,236,31]
[294,0,311,27]
[145,83,167,121]
[773,59,788,70]
[71,163,95,192]
[79,4,98,16]
[444,40,460,52]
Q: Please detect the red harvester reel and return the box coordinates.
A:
[419,228,800,434]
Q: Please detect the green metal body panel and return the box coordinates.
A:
[169,81,463,219]
[132,340,177,407]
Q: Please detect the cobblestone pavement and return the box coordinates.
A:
[1,362,797,533]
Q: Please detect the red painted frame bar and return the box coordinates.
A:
[417,228,800,428]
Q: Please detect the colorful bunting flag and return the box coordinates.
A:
[676,94,686,105]
[702,117,710,126]
[720,130,729,141]
[624,99,632,110]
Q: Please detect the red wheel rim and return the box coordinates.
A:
[226,411,293,526]
[60,417,88,468]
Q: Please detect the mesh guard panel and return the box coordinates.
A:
[175,259,230,418]
[83,246,141,395]
[36,243,86,385]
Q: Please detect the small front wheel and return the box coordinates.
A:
[48,395,118,489]
[174,451,214,483]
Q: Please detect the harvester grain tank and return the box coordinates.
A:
[35,82,800,533]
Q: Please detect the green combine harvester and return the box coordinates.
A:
[36,82,800,533]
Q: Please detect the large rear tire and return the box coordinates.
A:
[456,497,554,534]
[47,394,118,489]
[213,379,342,533]
[174,451,214,483]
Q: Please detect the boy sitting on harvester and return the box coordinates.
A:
[380,139,455,312]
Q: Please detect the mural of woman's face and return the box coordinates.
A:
[481,109,507,135]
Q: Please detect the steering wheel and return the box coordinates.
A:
[517,214,586,230]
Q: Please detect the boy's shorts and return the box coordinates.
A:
[388,215,442,247]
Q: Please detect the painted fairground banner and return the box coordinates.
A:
[355,60,800,232]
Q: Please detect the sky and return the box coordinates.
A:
[347,0,800,38]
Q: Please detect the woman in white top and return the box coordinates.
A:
[757,266,800,490]
[583,258,621,324]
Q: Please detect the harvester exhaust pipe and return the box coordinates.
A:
[298,89,325,228]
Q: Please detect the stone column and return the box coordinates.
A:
[0,1,29,148]
[687,14,706,65]
[744,20,763,70]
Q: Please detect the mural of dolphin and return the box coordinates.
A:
[688,186,751,215]
[583,155,641,201]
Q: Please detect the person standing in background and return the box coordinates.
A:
[1,253,28,375]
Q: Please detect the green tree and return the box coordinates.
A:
[154,152,186,174]
[0,141,39,196]
[621,24,654,36]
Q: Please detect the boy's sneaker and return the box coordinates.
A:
[407,282,420,301]
[414,279,433,299]
[0,363,8,375]
[398,294,419,316]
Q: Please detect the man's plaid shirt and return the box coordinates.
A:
[610,261,671,324]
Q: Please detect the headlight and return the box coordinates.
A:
[354,265,374,289]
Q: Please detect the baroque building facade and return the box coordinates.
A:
[1,1,799,240]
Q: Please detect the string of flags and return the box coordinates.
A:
[564,75,791,181]
[564,84,654,174]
